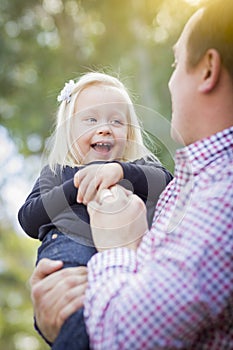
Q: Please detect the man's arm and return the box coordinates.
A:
[86,190,233,349]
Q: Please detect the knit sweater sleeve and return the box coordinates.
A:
[17,165,77,238]
[118,157,173,202]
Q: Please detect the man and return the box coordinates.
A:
[30,0,233,348]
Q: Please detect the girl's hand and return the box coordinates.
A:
[30,259,88,343]
[74,163,124,205]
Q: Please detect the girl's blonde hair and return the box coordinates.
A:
[47,72,157,171]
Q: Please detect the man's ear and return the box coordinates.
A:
[198,49,221,93]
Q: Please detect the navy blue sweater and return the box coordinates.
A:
[18,158,172,245]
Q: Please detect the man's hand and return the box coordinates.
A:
[74,163,124,205]
[87,185,148,251]
[30,259,88,343]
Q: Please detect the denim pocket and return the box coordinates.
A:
[36,230,96,267]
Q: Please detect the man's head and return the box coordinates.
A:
[186,0,233,78]
[168,0,233,146]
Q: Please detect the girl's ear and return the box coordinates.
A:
[198,49,221,93]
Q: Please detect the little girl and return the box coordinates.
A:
[18,72,172,350]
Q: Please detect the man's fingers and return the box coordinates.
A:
[30,263,87,301]
[30,258,63,286]
[57,282,88,324]
[30,260,88,342]
[88,185,131,216]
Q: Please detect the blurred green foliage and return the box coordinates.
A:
[0,223,47,349]
[0,0,203,349]
[0,0,195,161]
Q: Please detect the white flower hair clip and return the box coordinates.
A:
[57,80,75,103]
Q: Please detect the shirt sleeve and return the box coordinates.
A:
[84,194,233,349]
[17,165,77,238]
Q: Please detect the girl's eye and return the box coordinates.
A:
[84,117,97,124]
[110,119,124,126]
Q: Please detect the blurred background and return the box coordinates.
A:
[1,0,205,348]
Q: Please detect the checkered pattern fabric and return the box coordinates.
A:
[85,126,233,350]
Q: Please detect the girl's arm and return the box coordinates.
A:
[118,157,173,228]
[118,157,173,202]
[18,165,77,238]
[74,159,173,227]
[75,158,172,204]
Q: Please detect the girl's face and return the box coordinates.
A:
[72,85,129,164]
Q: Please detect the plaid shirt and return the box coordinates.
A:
[85,126,233,350]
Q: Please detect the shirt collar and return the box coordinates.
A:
[174,126,233,179]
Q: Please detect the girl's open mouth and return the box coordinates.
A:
[91,142,113,153]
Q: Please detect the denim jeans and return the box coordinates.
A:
[36,229,97,350]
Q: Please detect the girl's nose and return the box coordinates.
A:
[96,123,112,135]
